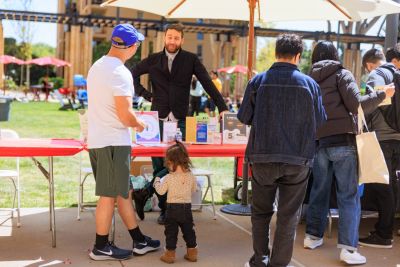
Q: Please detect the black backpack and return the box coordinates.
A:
[377,65,400,132]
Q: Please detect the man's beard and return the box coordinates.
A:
[165,43,181,53]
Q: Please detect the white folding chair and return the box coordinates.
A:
[143,164,216,219]
[192,168,216,219]
[77,154,94,220]
[77,109,94,220]
[0,129,21,227]
[140,165,154,182]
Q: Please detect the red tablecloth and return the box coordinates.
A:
[0,138,84,157]
[131,143,246,158]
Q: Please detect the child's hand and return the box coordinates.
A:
[153,177,161,187]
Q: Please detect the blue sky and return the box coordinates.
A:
[0,0,384,51]
[1,0,58,47]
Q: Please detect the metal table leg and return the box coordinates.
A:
[31,156,57,247]
[220,161,251,216]
[49,156,56,247]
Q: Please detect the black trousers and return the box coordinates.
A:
[164,203,197,250]
[250,163,310,267]
[190,96,201,116]
[363,140,400,239]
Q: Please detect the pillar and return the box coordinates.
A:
[384,0,400,51]
[235,36,247,99]
[155,30,164,52]
[212,39,222,71]
[63,31,71,88]
[343,43,362,84]
[140,37,150,88]
[222,40,232,97]
[82,26,93,77]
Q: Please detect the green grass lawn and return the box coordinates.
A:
[0,101,240,208]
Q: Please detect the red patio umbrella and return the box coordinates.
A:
[0,55,26,65]
[0,55,26,94]
[26,57,71,67]
[218,64,257,75]
[26,57,71,101]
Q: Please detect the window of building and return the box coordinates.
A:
[197,19,204,40]
[197,45,203,62]
[137,11,144,19]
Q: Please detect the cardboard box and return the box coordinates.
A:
[130,157,152,176]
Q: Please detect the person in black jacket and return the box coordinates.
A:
[304,41,393,265]
[358,48,399,248]
[131,23,228,224]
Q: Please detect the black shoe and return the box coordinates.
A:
[157,212,166,225]
[89,242,132,261]
[244,254,269,267]
[358,231,392,248]
[133,235,161,255]
[133,188,150,220]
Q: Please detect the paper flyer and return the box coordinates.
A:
[375,86,392,106]
[196,123,208,143]
[163,121,177,143]
[135,111,161,144]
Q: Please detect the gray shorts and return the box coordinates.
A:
[89,146,132,199]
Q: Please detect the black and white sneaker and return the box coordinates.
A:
[244,255,269,267]
[89,242,132,261]
[133,235,161,255]
[358,231,392,248]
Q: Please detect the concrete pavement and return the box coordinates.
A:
[0,207,399,267]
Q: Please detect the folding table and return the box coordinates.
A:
[0,138,84,247]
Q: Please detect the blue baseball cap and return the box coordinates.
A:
[111,24,144,48]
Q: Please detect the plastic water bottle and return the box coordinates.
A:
[175,128,183,142]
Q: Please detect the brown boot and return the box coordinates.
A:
[160,250,175,264]
[184,247,198,262]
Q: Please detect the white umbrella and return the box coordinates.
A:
[103,0,400,21]
[102,0,400,78]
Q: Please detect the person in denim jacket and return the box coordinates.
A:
[239,33,326,267]
[304,42,392,265]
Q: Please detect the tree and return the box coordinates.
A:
[93,41,111,63]
[31,43,55,58]
[4,38,19,56]
[256,40,275,73]
[4,38,22,86]
[5,0,35,87]
[299,48,312,74]
[92,40,141,68]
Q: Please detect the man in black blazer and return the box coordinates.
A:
[131,23,228,224]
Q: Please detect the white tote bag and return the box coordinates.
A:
[356,106,389,185]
